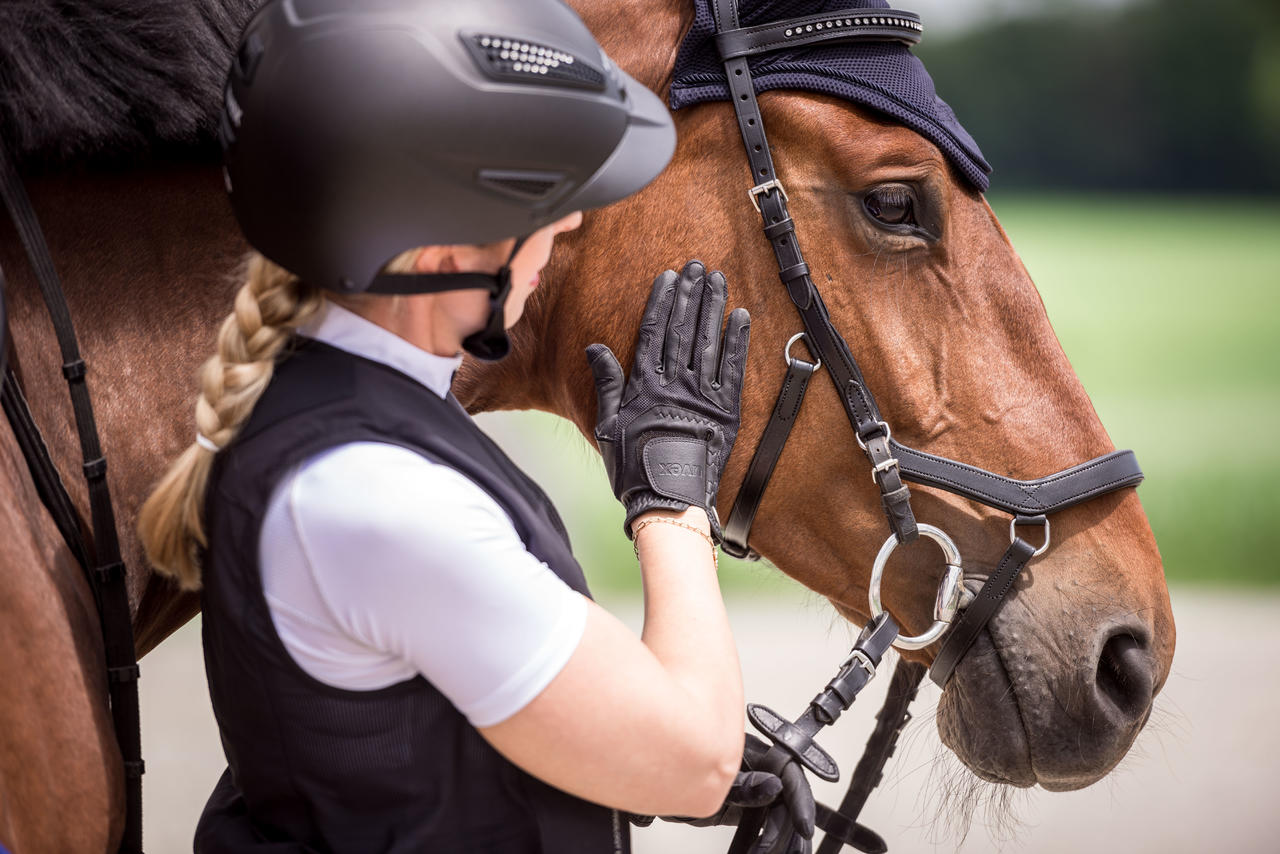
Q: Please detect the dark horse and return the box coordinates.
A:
[0,1,1174,850]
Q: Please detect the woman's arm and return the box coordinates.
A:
[272,440,740,817]
[484,261,752,817]
[478,505,742,818]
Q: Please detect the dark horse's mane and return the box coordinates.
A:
[0,0,259,168]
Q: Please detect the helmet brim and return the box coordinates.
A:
[548,69,676,220]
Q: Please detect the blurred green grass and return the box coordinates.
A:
[993,194,1280,587]
[477,195,1280,593]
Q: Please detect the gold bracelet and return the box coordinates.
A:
[632,516,719,571]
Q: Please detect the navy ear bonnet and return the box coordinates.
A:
[671,0,991,191]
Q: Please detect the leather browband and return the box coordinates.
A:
[714,9,921,60]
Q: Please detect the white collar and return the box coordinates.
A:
[296,300,463,399]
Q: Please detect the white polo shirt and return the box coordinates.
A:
[257,301,588,727]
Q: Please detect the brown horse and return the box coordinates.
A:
[0,0,1174,850]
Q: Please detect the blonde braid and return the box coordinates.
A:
[139,253,325,589]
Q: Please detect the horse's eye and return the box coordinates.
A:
[863,186,916,226]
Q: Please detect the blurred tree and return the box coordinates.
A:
[915,0,1280,191]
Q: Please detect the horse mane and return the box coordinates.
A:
[0,0,259,168]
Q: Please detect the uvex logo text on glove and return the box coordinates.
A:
[655,462,703,478]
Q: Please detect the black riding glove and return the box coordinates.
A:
[586,260,750,540]
[630,734,815,854]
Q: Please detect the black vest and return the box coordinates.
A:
[196,339,628,854]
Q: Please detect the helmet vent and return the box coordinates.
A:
[464,33,606,91]
[477,170,566,201]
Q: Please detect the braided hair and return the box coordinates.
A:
[139,253,324,588]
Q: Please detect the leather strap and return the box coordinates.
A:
[928,535,1037,687]
[0,136,144,854]
[715,8,921,60]
[731,614,899,853]
[895,444,1144,517]
[1,365,90,572]
[814,660,924,854]
[746,613,898,771]
[711,0,920,551]
[722,353,816,559]
[814,803,887,854]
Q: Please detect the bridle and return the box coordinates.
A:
[0,140,144,852]
[705,1,1145,851]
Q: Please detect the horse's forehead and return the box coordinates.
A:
[764,93,946,170]
[669,0,991,192]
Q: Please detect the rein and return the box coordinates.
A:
[706,1,1144,850]
[0,138,144,854]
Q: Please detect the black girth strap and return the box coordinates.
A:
[0,137,144,854]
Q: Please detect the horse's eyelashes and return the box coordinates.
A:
[864,186,917,226]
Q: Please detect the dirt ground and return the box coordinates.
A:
[139,584,1278,853]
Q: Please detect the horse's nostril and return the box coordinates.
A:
[1095,631,1154,721]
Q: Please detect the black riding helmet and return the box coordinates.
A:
[220,0,676,360]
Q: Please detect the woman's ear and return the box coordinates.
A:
[412,246,459,274]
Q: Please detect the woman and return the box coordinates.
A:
[139,1,807,852]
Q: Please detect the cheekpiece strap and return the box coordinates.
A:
[710,0,918,547]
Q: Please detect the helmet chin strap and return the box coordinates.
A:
[462,234,528,362]
[365,234,530,362]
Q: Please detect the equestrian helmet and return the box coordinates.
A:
[219,0,676,294]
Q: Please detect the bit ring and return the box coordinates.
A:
[868,524,965,650]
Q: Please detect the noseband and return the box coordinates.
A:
[706,2,1143,850]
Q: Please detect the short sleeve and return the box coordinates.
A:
[280,442,588,727]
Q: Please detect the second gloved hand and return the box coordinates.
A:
[586,260,750,540]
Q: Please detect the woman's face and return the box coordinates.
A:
[435,212,586,335]
[500,210,584,328]
[389,211,583,357]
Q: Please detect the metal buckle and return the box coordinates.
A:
[868,524,965,650]
[783,331,821,371]
[839,647,877,680]
[1011,515,1051,558]
[870,455,900,484]
[854,420,891,452]
[749,178,789,213]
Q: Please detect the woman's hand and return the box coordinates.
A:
[586,260,750,542]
